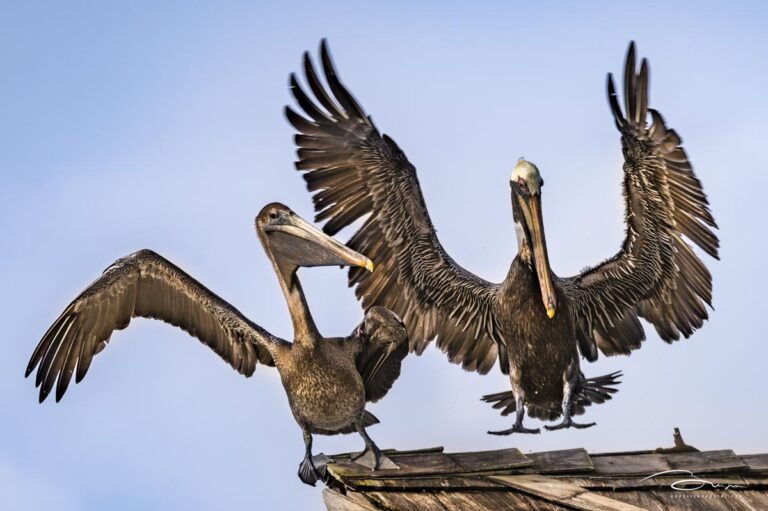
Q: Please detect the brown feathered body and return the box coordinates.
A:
[275,337,367,434]
[494,259,578,420]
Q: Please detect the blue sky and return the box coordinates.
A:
[2,1,767,509]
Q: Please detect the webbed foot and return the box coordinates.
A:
[312,453,333,478]
[298,455,325,486]
[350,446,398,470]
[544,418,596,431]
[488,423,541,435]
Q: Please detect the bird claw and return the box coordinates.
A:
[488,424,541,435]
[544,418,596,431]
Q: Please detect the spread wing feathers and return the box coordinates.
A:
[561,42,719,361]
[354,307,408,403]
[286,40,502,374]
[26,249,279,403]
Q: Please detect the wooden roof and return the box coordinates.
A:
[321,431,768,510]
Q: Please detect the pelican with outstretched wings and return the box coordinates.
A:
[286,41,718,433]
[27,203,407,483]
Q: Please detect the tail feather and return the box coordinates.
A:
[575,371,622,407]
[481,371,622,419]
[481,390,517,416]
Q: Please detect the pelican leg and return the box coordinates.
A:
[545,368,596,431]
[488,367,540,435]
[487,390,541,435]
[350,415,398,470]
[297,429,326,486]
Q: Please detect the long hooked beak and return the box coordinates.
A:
[264,213,374,271]
[365,344,395,386]
[518,194,557,319]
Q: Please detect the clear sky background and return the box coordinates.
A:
[2,1,766,509]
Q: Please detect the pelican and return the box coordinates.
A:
[26,203,407,484]
[285,41,718,433]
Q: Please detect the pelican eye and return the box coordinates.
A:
[517,178,528,190]
[268,211,279,220]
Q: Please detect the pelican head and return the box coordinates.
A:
[256,203,373,283]
[511,159,543,196]
[509,159,557,319]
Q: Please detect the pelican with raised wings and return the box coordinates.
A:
[26,203,407,484]
[285,41,718,434]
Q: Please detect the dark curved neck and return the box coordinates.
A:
[262,241,320,348]
[278,266,320,347]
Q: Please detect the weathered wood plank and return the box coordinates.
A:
[598,491,673,511]
[322,474,502,491]
[329,446,444,461]
[373,451,462,474]
[727,491,768,511]
[323,489,380,511]
[524,448,595,474]
[433,492,519,511]
[644,490,759,511]
[491,474,646,511]
[328,451,460,480]
[449,447,533,472]
[569,492,650,511]
[742,454,768,472]
[328,447,533,481]
[369,490,568,511]
[434,491,567,511]
[566,475,763,491]
[494,474,584,500]
[600,489,768,511]
[367,491,454,511]
[665,450,747,474]
[591,453,671,476]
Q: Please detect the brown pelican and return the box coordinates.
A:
[26,203,407,484]
[285,41,718,433]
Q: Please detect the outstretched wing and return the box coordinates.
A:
[560,43,719,361]
[26,249,280,402]
[286,40,502,375]
[354,306,409,403]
